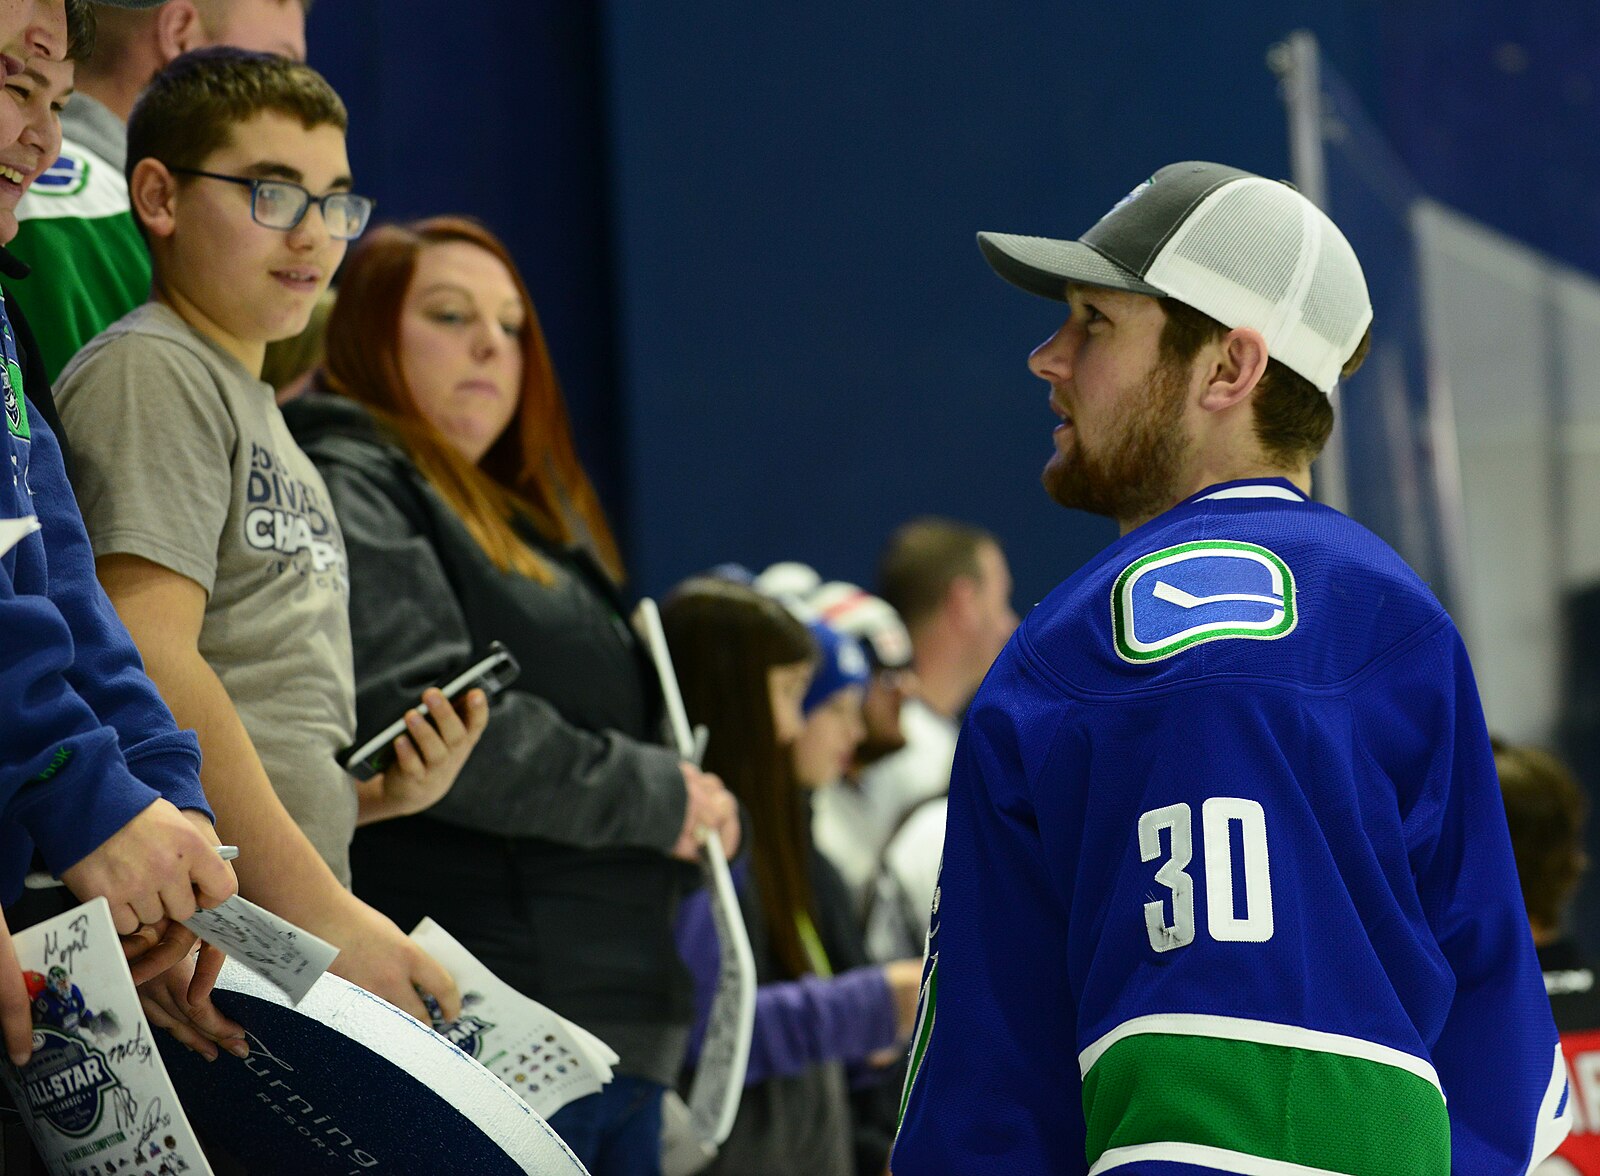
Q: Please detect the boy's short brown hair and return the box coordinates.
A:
[125,45,347,188]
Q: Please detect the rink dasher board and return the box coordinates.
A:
[159,957,589,1175]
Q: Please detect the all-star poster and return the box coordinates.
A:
[1,898,213,1176]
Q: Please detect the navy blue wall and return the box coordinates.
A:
[308,2,1385,607]
[602,1,1383,604]
[307,1,628,544]
[1382,0,1600,282]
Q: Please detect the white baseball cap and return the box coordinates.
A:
[752,562,914,670]
[978,161,1372,393]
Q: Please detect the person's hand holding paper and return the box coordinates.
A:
[60,797,237,936]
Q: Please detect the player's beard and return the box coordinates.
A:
[1042,354,1191,525]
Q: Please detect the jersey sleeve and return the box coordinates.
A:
[891,647,1086,1176]
[0,426,161,897]
[25,399,209,817]
[0,563,164,893]
[1363,622,1570,1172]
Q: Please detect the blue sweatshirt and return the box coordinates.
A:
[1,290,209,903]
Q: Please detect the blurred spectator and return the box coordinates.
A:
[1498,739,1600,1174]
[261,284,333,402]
[861,790,945,964]
[57,48,477,1024]
[4,0,310,383]
[754,564,917,776]
[791,620,868,791]
[283,215,736,1176]
[814,519,1017,905]
[665,579,921,1176]
[748,565,922,1172]
[808,581,917,770]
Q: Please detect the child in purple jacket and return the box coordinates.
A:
[663,579,921,1176]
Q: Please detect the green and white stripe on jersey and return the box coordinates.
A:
[18,139,131,220]
[7,138,153,383]
[1078,1013,1449,1175]
[896,953,938,1127]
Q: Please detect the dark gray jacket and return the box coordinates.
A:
[285,391,697,1085]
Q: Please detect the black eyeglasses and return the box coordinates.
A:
[167,167,375,240]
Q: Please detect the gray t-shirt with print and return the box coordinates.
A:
[57,302,359,883]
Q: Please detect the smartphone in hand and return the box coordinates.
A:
[338,642,520,780]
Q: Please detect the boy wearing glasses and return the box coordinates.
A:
[5,0,311,384]
[54,48,483,1025]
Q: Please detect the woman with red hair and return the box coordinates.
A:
[283,216,738,1176]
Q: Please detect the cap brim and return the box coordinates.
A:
[977,232,1165,301]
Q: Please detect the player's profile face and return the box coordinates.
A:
[1028,287,1193,528]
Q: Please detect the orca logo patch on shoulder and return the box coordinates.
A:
[1112,540,1296,663]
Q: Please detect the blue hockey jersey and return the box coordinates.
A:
[892,479,1568,1175]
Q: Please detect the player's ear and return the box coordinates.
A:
[1198,326,1269,414]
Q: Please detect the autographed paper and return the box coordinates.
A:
[1,898,213,1176]
[183,896,337,1005]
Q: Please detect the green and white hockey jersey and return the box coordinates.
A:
[5,95,149,384]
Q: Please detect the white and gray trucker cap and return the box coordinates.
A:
[978,161,1372,393]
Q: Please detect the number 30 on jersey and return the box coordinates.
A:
[1138,798,1273,952]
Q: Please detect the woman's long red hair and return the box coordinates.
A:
[321,215,623,584]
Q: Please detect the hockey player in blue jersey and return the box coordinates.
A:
[890,161,1570,1175]
[33,966,90,1034]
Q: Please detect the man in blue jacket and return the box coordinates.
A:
[0,0,240,1071]
[891,162,1569,1174]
